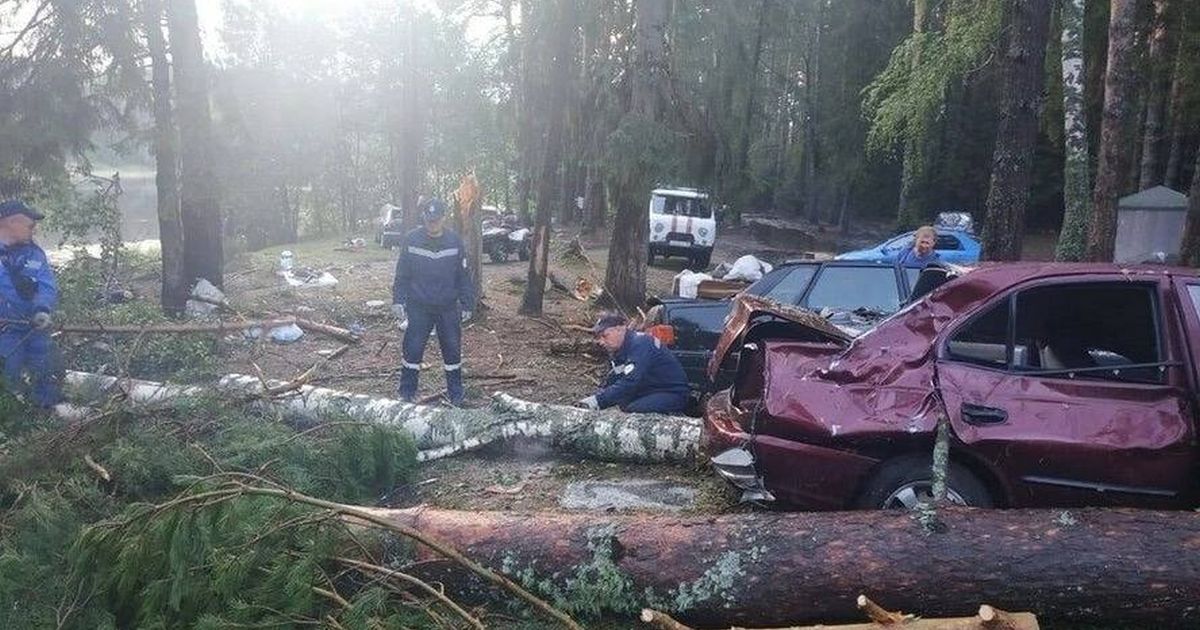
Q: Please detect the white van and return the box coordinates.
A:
[647,187,716,269]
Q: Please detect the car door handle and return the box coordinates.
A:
[961,403,1008,426]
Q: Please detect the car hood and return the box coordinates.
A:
[707,295,853,381]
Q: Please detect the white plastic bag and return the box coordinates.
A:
[674,270,714,299]
[722,255,774,282]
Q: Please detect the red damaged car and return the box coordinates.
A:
[703,264,1200,510]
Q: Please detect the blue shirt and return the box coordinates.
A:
[0,241,57,325]
[896,248,941,269]
[596,330,690,410]
[392,227,475,309]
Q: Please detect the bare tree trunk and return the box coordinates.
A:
[397,16,425,232]
[980,1,1052,262]
[520,0,575,316]
[1054,0,1091,261]
[896,0,931,229]
[802,2,821,223]
[602,0,671,313]
[167,0,223,289]
[144,0,186,314]
[1178,151,1200,266]
[583,166,606,234]
[1086,0,1141,262]
[376,506,1200,627]
[1163,42,1187,190]
[1138,0,1174,190]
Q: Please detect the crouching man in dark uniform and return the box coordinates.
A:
[392,199,475,405]
[576,313,689,414]
[0,199,61,408]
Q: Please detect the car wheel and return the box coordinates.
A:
[647,247,656,265]
[854,455,992,510]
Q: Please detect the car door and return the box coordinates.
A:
[935,277,1195,508]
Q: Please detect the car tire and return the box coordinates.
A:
[647,247,656,265]
[854,454,992,510]
[692,251,711,270]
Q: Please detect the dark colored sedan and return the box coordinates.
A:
[647,260,922,392]
[704,263,1200,510]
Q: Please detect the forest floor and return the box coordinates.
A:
[206,222,848,515]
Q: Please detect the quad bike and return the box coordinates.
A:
[481,215,531,263]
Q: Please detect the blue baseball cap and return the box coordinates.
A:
[590,313,628,335]
[421,198,448,221]
[0,199,44,221]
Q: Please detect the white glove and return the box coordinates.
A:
[461,310,472,323]
[31,312,52,331]
[575,396,599,411]
[391,304,406,320]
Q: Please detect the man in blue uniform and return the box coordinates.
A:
[392,198,475,405]
[576,313,690,414]
[0,199,61,408]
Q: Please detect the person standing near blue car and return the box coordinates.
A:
[392,198,475,405]
[0,199,61,408]
[896,225,942,269]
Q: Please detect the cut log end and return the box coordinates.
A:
[640,608,694,630]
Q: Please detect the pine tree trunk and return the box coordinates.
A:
[583,166,606,234]
[1138,0,1174,190]
[802,3,821,223]
[1054,0,1091,262]
[144,0,187,314]
[397,18,425,232]
[167,0,223,289]
[602,0,671,312]
[376,506,1200,627]
[980,1,1053,262]
[1086,0,1141,262]
[1179,150,1200,266]
[520,0,575,316]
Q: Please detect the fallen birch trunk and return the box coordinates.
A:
[363,506,1200,627]
[24,316,360,344]
[62,371,700,463]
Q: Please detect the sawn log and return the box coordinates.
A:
[365,506,1200,627]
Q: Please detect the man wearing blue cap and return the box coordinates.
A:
[392,198,475,405]
[576,312,690,414]
[0,199,61,408]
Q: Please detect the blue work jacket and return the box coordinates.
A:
[0,241,57,326]
[596,330,690,410]
[392,227,475,310]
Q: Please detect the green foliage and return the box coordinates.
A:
[0,403,420,628]
[863,0,1004,157]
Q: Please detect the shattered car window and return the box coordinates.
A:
[804,266,901,313]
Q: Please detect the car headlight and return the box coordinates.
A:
[698,227,709,237]
[654,222,665,233]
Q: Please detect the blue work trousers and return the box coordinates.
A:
[399,304,464,404]
[621,391,689,414]
[0,329,62,407]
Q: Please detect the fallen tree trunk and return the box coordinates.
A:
[63,371,700,463]
[9,316,360,344]
[364,506,1200,627]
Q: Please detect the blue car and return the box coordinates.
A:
[836,228,981,264]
